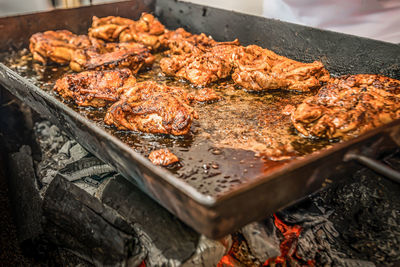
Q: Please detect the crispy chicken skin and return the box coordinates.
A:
[232,45,330,92]
[53,69,136,107]
[70,42,154,73]
[104,81,198,135]
[160,43,240,86]
[148,149,179,166]
[89,13,165,49]
[291,74,400,139]
[29,30,98,65]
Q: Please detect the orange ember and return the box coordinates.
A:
[264,214,314,267]
[217,255,237,267]
[217,214,315,267]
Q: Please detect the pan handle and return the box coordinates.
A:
[344,152,400,183]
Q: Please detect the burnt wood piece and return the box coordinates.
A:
[42,175,143,266]
[7,145,43,243]
[241,218,280,262]
[98,175,200,266]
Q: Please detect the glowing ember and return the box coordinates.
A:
[217,255,237,267]
[264,214,313,266]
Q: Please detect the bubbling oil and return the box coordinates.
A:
[3,50,334,196]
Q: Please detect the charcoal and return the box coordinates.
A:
[43,175,144,266]
[98,175,229,266]
[58,157,116,182]
[35,121,90,186]
[241,218,280,262]
[181,235,232,267]
[7,145,43,243]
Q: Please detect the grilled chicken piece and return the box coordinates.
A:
[105,81,198,135]
[29,30,99,65]
[148,149,179,166]
[232,45,330,92]
[160,28,218,54]
[54,69,136,107]
[291,74,400,139]
[70,42,154,72]
[89,13,165,49]
[160,43,240,86]
[88,16,135,42]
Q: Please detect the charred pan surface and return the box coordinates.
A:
[29,30,99,65]
[70,42,155,73]
[291,74,400,139]
[104,81,198,135]
[232,45,330,92]
[53,69,136,107]
[148,148,179,166]
[89,13,165,50]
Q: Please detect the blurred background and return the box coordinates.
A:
[0,0,398,44]
[0,0,263,17]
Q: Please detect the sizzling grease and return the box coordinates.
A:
[3,50,335,196]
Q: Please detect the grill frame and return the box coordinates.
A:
[1,0,400,239]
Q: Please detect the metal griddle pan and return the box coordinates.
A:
[1,0,400,239]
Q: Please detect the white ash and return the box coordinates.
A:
[34,121,116,194]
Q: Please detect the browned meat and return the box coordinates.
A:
[232,45,330,92]
[188,88,221,103]
[29,30,99,65]
[120,13,165,49]
[104,81,198,135]
[53,69,136,107]
[148,149,179,166]
[291,74,400,139]
[89,13,165,49]
[160,28,218,54]
[29,29,154,73]
[70,42,155,73]
[160,43,240,86]
[88,16,135,42]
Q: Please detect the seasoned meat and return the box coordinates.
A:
[29,29,154,73]
[70,42,154,73]
[160,28,217,54]
[160,27,240,56]
[188,88,221,103]
[104,81,198,135]
[160,43,240,86]
[291,74,400,139]
[119,13,165,49]
[148,149,179,166]
[29,30,99,65]
[88,16,135,42]
[89,13,165,49]
[232,45,330,92]
[53,69,136,107]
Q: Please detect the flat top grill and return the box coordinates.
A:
[0,0,399,238]
[3,51,332,197]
